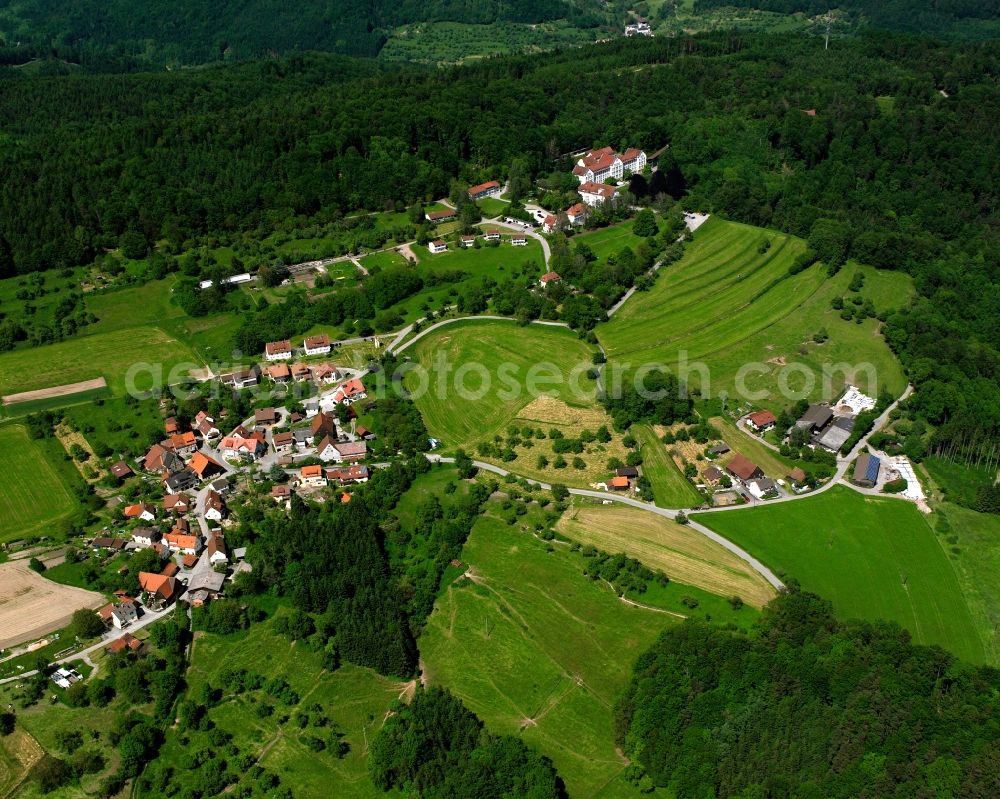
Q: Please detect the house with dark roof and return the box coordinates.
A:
[219,364,260,389]
[726,454,764,484]
[254,407,278,426]
[111,460,134,481]
[703,465,724,486]
[795,404,834,434]
[852,453,881,488]
[616,466,639,479]
[164,468,198,494]
[311,411,338,440]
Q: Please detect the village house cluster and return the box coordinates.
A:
[86,344,379,637]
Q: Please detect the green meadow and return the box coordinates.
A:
[632,424,702,508]
[0,326,201,397]
[0,423,80,542]
[160,610,402,799]
[598,218,911,409]
[403,318,596,450]
[420,509,673,798]
[934,504,1000,664]
[694,486,987,664]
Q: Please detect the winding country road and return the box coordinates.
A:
[423,382,914,593]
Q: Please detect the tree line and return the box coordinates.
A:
[616,586,1000,797]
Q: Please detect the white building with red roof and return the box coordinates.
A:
[264,340,293,361]
[467,180,501,200]
[539,272,562,288]
[578,182,620,207]
[573,146,646,184]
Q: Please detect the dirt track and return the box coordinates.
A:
[0,560,105,649]
[2,377,107,405]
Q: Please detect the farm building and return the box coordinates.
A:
[852,454,881,488]
[426,209,457,222]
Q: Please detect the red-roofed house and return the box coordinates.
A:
[111,460,134,481]
[168,431,198,456]
[138,572,177,609]
[426,209,457,222]
[511,234,527,246]
[311,363,341,384]
[163,493,191,514]
[303,334,331,356]
[106,633,143,655]
[195,411,220,440]
[566,203,589,226]
[300,464,327,487]
[164,531,201,555]
[265,362,292,383]
[483,229,501,242]
[726,454,764,484]
[332,378,367,405]
[325,465,370,484]
[467,180,501,200]
[265,340,293,361]
[620,147,647,174]
[747,410,777,432]
[124,502,156,522]
[190,451,226,481]
[461,235,476,248]
[539,272,562,288]
[429,240,448,254]
[578,181,619,207]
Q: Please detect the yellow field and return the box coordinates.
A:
[504,397,630,487]
[556,503,776,607]
[0,560,105,648]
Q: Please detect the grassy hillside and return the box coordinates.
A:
[693,486,987,664]
[598,218,911,410]
[420,509,674,798]
[556,500,776,607]
[403,318,596,448]
[935,504,1000,665]
[0,423,80,541]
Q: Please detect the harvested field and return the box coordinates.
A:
[0,561,105,649]
[516,396,609,428]
[2,377,107,405]
[556,503,776,607]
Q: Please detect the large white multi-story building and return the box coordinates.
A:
[572,146,646,185]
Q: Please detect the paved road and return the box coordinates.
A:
[0,604,177,686]
[426,455,785,591]
[484,218,551,266]
[424,384,914,591]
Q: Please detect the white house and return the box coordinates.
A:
[203,490,226,522]
[578,181,619,207]
[511,234,527,247]
[331,441,367,463]
[573,147,623,184]
[429,240,448,254]
[620,147,647,174]
[483,230,501,242]
[219,365,260,389]
[265,340,293,361]
[566,203,589,226]
[131,527,161,548]
[299,465,327,486]
[461,235,476,248]
[303,334,331,356]
[207,535,229,566]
